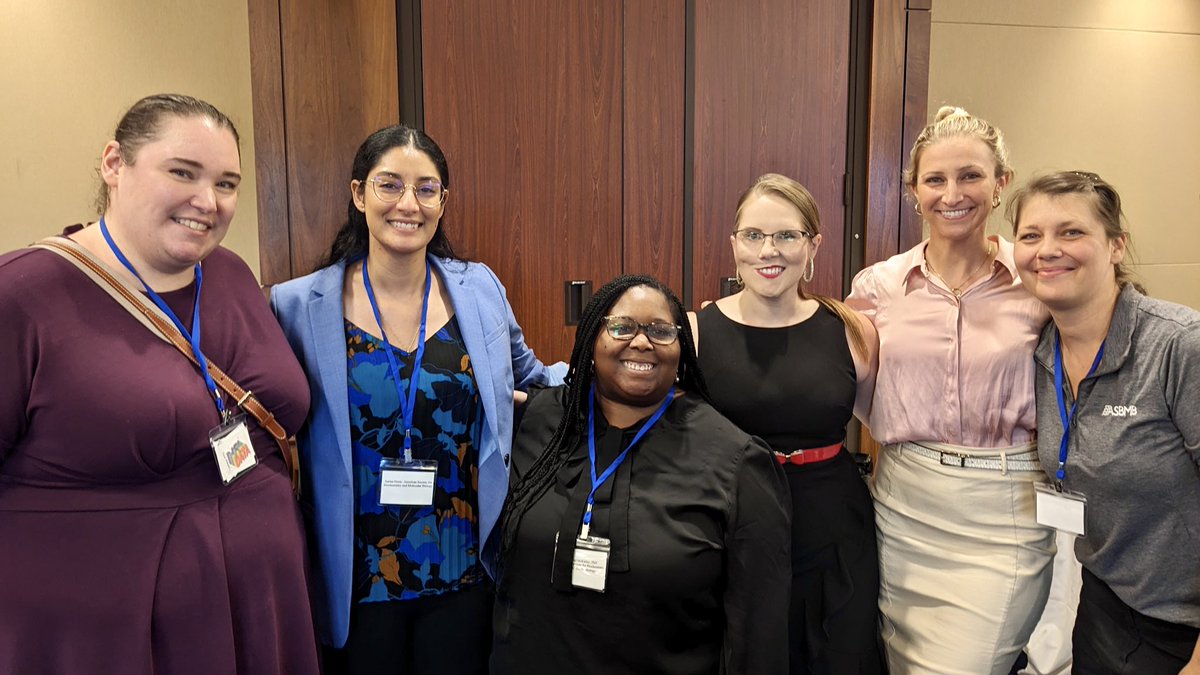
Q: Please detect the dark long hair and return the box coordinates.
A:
[498,274,710,561]
[319,124,460,268]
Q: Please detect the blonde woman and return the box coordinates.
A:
[847,107,1054,674]
[690,174,882,673]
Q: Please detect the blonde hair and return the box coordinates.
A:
[734,173,869,358]
[903,106,1012,190]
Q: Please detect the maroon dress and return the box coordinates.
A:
[0,238,320,674]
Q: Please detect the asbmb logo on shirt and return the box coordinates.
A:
[1101,405,1138,417]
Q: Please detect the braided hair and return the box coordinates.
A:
[498,274,710,562]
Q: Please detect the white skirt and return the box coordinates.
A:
[872,442,1056,675]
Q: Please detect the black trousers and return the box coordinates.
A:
[323,582,494,675]
[1072,567,1198,674]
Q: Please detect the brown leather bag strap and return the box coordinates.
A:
[31,236,301,496]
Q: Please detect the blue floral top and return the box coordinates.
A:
[345,316,485,602]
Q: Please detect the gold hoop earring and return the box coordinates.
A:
[803,259,815,284]
[992,194,1001,209]
[914,203,922,216]
[735,270,744,286]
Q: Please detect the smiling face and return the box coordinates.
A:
[592,285,682,410]
[352,144,446,258]
[101,115,241,275]
[913,136,1008,243]
[1013,193,1126,311]
[730,192,822,298]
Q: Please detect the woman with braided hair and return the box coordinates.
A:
[490,274,791,674]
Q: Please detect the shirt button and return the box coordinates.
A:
[503,453,511,467]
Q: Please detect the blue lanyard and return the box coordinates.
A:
[583,383,674,529]
[1053,331,1105,486]
[362,257,432,463]
[99,217,225,417]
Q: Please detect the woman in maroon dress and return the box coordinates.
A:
[0,94,320,674]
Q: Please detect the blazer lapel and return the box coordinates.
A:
[308,263,354,479]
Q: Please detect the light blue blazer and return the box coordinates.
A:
[270,255,565,648]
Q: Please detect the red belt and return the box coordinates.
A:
[774,443,843,466]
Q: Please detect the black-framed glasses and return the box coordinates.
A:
[368,175,447,207]
[601,315,681,345]
[733,228,814,249]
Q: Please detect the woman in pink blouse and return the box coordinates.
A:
[847,106,1053,675]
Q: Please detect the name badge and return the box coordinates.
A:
[1035,482,1087,535]
[209,414,259,485]
[379,458,438,506]
[572,535,612,592]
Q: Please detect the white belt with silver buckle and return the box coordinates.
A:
[902,443,1041,472]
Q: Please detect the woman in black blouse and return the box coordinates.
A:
[491,274,792,675]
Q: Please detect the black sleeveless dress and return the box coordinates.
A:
[696,302,883,674]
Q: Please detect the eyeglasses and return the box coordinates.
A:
[368,175,447,207]
[734,228,814,249]
[601,315,681,346]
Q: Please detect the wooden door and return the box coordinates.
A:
[692,0,851,302]
[420,0,851,360]
[250,0,401,283]
[421,1,688,362]
[250,0,928,372]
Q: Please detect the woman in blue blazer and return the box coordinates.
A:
[271,125,563,674]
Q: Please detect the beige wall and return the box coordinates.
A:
[0,0,260,277]
[928,0,1200,309]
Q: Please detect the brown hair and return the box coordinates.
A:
[95,93,240,214]
[903,106,1012,190]
[734,173,869,358]
[1007,170,1144,293]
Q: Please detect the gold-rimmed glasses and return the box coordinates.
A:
[368,174,447,207]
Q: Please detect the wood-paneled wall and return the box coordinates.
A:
[622,1,686,290]
[692,0,850,302]
[249,0,931,365]
[865,0,931,268]
[420,1,626,359]
[250,0,400,284]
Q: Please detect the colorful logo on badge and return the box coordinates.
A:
[226,440,252,468]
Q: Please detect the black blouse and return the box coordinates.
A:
[492,388,791,675]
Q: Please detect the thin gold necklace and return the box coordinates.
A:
[926,242,995,298]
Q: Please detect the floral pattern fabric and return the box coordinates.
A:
[345,316,485,603]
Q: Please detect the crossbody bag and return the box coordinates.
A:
[31,235,301,497]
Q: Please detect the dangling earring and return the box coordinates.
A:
[803,259,815,284]
[914,203,922,216]
[992,193,1001,208]
[735,270,744,286]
